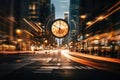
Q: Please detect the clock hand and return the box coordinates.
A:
[59,26,60,30]
[59,21,61,26]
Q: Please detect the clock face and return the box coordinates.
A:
[51,19,69,38]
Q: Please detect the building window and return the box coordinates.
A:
[29,11,37,15]
[29,16,39,19]
[29,3,37,11]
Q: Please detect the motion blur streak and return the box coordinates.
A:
[62,50,120,74]
[61,50,108,70]
[69,52,120,64]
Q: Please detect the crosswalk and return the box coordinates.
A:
[33,65,95,74]
[31,56,95,74]
[31,57,70,63]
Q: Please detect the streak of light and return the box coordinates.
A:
[0,51,35,54]
[104,6,120,20]
[0,50,60,54]
[34,23,42,32]
[80,14,87,19]
[96,16,104,21]
[23,18,38,32]
[86,20,97,28]
[86,2,120,28]
[107,1,120,12]
[23,30,34,36]
[69,52,120,64]
[86,21,92,26]
[16,60,22,63]
[61,50,108,70]
[62,51,120,74]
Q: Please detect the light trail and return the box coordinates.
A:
[86,1,120,28]
[69,52,120,64]
[107,1,120,12]
[61,50,108,70]
[61,50,120,74]
[23,18,38,32]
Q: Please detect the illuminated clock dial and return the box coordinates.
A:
[51,19,70,38]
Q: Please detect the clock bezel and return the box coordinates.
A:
[50,19,70,38]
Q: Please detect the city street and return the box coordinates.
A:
[0,49,120,80]
[0,0,120,80]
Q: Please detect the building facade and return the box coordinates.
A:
[0,0,55,51]
[0,0,21,51]
[69,0,80,42]
[77,0,120,57]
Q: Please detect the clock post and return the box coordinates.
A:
[51,19,70,61]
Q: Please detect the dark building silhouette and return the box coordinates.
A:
[69,0,80,41]
[79,0,120,37]
[0,0,21,39]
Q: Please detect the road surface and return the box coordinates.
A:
[0,49,120,80]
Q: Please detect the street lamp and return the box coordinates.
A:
[96,16,104,21]
[80,14,87,19]
[16,29,22,51]
[86,21,92,26]
[16,29,22,36]
[44,39,48,47]
[44,40,48,44]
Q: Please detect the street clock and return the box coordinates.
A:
[51,19,70,38]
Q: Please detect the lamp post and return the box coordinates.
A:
[44,39,48,48]
[16,29,22,36]
[80,15,87,19]
[16,29,22,51]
